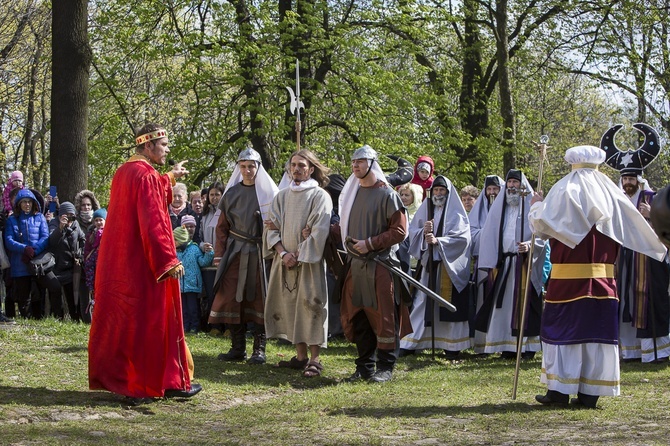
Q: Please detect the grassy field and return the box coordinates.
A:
[2,318,670,445]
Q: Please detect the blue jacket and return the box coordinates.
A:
[5,189,50,277]
[176,241,213,293]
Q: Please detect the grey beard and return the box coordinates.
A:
[432,195,447,207]
[506,193,520,207]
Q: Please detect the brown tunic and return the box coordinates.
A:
[340,181,412,350]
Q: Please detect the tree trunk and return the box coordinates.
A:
[51,0,91,203]
[231,0,271,170]
[496,0,516,174]
[459,0,489,185]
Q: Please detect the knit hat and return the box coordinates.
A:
[9,171,23,183]
[431,175,448,190]
[59,201,76,216]
[93,208,107,220]
[181,215,196,227]
[506,169,522,182]
[417,162,431,173]
[174,226,189,246]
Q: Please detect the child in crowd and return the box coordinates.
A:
[175,215,213,333]
[84,208,106,316]
[411,156,434,199]
[2,171,24,214]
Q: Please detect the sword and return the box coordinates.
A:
[285,58,305,151]
[254,210,269,302]
[373,256,457,313]
[341,237,456,312]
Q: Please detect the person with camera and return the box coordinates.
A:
[4,189,49,318]
[46,201,86,321]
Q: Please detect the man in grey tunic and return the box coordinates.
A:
[338,145,410,383]
[209,148,278,364]
[264,149,333,377]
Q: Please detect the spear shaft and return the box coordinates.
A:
[512,136,549,400]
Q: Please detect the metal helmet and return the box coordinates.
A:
[351,145,378,161]
[237,147,262,163]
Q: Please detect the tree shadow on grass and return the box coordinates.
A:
[327,401,585,418]
[0,385,131,408]
[192,353,340,390]
[400,352,541,373]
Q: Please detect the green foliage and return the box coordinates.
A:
[1,0,670,199]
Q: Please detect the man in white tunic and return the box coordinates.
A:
[474,169,545,359]
[399,175,471,358]
[264,149,333,377]
[530,145,666,407]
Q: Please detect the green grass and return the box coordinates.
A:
[2,319,670,445]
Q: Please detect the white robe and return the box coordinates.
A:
[264,184,332,346]
[474,196,544,354]
[399,192,472,352]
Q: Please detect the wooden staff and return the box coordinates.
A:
[426,188,437,360]
[512,135,549,400]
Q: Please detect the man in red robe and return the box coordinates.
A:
[88,123,201,404]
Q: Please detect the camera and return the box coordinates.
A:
[67,215,76,222]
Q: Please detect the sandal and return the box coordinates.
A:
[275,356,309,370]
[303,360,324,378]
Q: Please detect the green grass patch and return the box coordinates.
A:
[2,319,670,445]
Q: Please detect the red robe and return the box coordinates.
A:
[89,156,193,398]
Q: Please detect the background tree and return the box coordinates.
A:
[1,0,669,205]
[50,0,90,202]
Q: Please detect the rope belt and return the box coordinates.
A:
[551,263,614,279]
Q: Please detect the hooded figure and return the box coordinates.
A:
[3,189,50,317]
[399,175,472,356]
[74,190,101,232]
[411,156,435,198]
[473,169,546,358]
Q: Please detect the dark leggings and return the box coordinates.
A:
[38,272,78,321]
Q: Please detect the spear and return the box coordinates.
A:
[285,59,305,151]
[512,135,549,400]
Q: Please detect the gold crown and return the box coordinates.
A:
[135,129,167,145]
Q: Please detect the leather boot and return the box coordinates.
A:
[247,329,266,365]
[218,324,247,361]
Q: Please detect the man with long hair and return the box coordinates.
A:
[265,149,333,377]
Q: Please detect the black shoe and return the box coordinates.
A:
[0,313,16,324]
[535,391,569,406]
[217,350,247,361]
[369,369,393,383]
[124,396,155,406]
[398,348,415,358]
[521,351,536,360]
[500,351,516,360]
[164,383,203,398]
[247,350,266,365]
[443,350,460,360]
[346,370,372,383]
[570,393,598,409]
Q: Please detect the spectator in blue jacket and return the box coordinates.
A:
[175,215,213,333]
[4,189,49,318]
